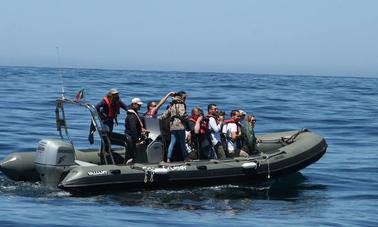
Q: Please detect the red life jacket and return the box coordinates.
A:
[206,114,214,119]
[188,116,197,123]
[223,118,240,137]
[144,108,157,118]
[103,96,120,119]
[189,116,207,135]
[224,118,237,124]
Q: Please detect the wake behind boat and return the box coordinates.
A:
[0,93,327,195]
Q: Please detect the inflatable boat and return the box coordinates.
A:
[0,95,327,195]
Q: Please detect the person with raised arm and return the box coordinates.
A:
[144,91,175,118]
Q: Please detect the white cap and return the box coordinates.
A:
[131,97,143,105]
[239,110,246,116]
[108,88,119,95]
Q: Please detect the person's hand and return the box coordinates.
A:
[217,115,224,123]
[256,138,262,143]
[197,115,203,122]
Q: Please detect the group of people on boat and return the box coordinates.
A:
[91,88,260,163]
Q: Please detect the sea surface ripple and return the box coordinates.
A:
[0,66,377,226]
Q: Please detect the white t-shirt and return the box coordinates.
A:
[226,123,238,153]
[208,116,221,146]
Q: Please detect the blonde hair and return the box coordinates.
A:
[246,115,256,123]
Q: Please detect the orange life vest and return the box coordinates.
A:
[103,96,120,119]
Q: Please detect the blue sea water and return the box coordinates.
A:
[0,66,377,226]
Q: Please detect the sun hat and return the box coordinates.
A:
[108,88,119,95]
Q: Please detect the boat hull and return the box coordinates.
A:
[58,130,327,194]
[0,149,124,182]
[1,130,327,194]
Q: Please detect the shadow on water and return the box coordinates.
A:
[102,172,328,212]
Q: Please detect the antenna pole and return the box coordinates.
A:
[56,46,64,98]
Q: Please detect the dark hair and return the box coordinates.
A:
[208,103,216,112]
[147,101,156,109]
[213,110,224,117]
[231,109,239,117]
[218,110,226,116]
[176,91,187,97]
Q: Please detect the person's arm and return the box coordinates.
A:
[209,117,221,132]
[156,92,175,110]
[194,116,203,134]
[119,100,128,111]
[95,100,107,119]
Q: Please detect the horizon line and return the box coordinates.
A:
[0,64,376,79]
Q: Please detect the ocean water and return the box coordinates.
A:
[0,66,377,226]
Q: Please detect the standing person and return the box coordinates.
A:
[125,97,148,164]
[207,104,226,159]
[89,88,127,144]
[238,109,247,149]
[188,107,213,159]
[144,91,175,118]
[160,91,188,162]
[239,110,247,126]
[225,110,246,157]
[95,88,128,132]
[240,114,261,155]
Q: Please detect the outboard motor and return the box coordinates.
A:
[34,139,75,188]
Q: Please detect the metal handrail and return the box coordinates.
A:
[55,95,115,165]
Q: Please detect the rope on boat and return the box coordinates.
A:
[143,167,156,183]
[263,150,287,179]
[261,128,309,179]
[260,128,309,145]
[140,165,181,183]
[280,128,309,145]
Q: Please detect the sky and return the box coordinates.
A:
[1,0,377,77]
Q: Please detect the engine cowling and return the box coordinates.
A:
[34,139,75,188]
